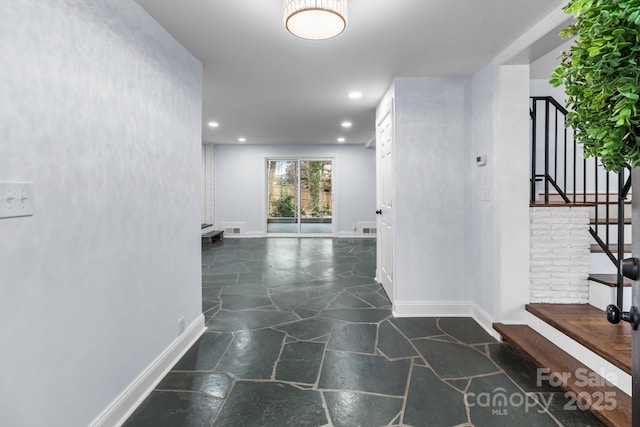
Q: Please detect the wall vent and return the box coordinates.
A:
[221,222,245,237]
[357,222,377,236]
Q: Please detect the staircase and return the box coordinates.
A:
[492,96,634,426]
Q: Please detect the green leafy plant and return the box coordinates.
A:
[550,0,640,171]
[270,190,296,217]
[308,161,322,206]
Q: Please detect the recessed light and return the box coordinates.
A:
[208,121,219,128]
[348,91,362,99]
[337,137,346,143]
[238,137,247,142]
[341,121,352,128]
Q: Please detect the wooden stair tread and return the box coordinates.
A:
[591,218,632,225]
[526,304,631,374]
[590,243,632,254]
[531,202,596,207]
[535,193,631,204]
[588,274,632,287]
[493,323,631,427]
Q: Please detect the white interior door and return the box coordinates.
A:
[376,111,394,299]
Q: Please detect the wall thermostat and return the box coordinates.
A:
[476,155,487,167]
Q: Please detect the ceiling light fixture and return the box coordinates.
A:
[208,121,219,128]
[337,137,346,143]
[341,121,352,128]
[348,91,362,99]
[284,0,347,40]
[238,137,247,142]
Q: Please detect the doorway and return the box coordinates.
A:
[266,158,334,236]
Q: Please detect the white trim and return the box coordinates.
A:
[525,312,631,396]
[89,315,206,427]
[337,231,375,238]
[392,301,500,341]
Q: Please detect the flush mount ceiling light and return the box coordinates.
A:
[284,0,347,40]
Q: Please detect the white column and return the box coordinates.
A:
[493,65,531,323]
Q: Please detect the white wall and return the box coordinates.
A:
[214,144,376,236]
[468,63,497,316]
[494,65,531,323]
[0,2,202,426]
[392,77,469,303]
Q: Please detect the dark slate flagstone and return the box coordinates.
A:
[413,339,500,378]
[270,290,309,310]
[389,317,442,339]
[216,329,285,379]
[438,317,495,344]
[377,320,418,359]
[325,291,373,309]
[123,391,222,427]
[324,391,403,427]
[327,323,377,354]
[467,373,558,427]
[220,284,268,296]
[275,317,346,341]
[173,332,233,371]
[213,382,327,427]
[319,308,391,323]
[221,295,274,310]
[275,341,325,384]
[403,367,468,427]
[487,342,559,393]
[318,350,410,396]
[347,288,391,308]
[156,372,233,399]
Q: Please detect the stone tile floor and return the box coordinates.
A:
[124,238,605,427]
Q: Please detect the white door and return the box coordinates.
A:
[376,110,394,300]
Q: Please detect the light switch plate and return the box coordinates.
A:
[0,182,34,218]
[480,187,491,201]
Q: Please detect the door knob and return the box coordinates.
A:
[375,210,382,215]
[606,305,640,330]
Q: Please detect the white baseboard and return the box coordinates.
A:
[393,301,500,341]
[337,232,376,238]
[89,314,206,427]
[525,312,631,396]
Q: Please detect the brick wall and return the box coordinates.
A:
[530,206,591,303]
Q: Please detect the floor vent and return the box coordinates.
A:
[221,222,245,237]
[357,222,377,236]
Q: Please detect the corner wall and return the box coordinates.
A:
[0,2,203,426]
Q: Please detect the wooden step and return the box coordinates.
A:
[493,323,631,427]
[590,243,632,254]
[535,193,631,204]
[588,274,632,288]
[591,218,632,225]
[526,304,631,374]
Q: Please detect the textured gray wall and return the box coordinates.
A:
[0,1,202,425]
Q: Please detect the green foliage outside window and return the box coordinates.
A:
[270,190,296,218]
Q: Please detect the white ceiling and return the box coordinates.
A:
[135,0,566,146]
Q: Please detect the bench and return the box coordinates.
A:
[201,230,224,244]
